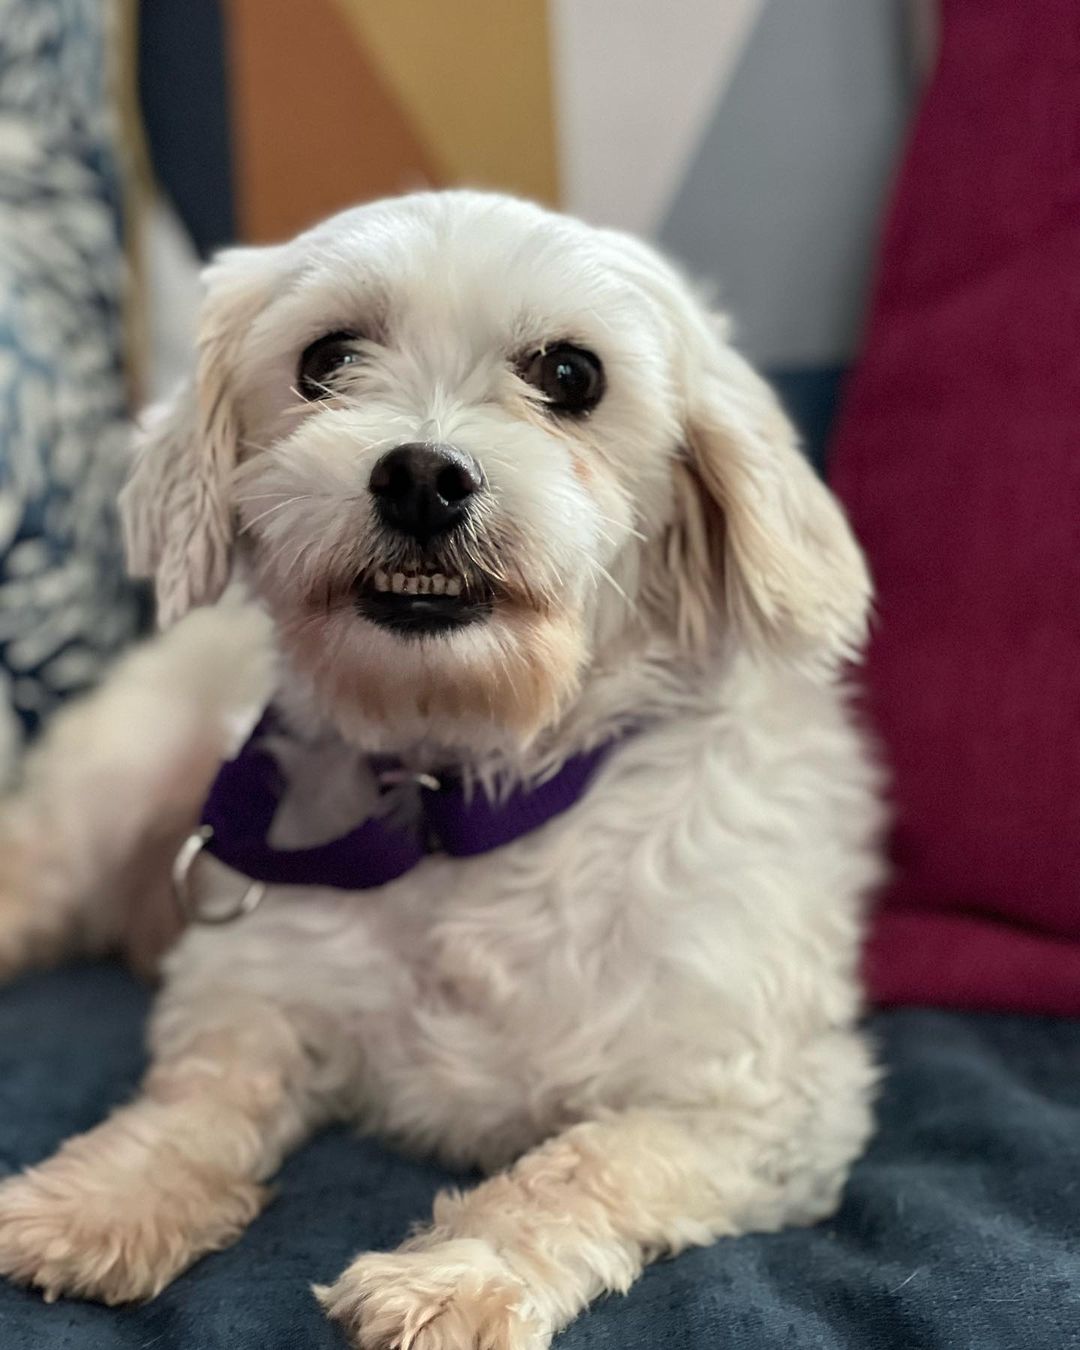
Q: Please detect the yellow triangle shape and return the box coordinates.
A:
[333,0,558,205]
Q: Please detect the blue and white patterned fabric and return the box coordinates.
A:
[0,0,139,756]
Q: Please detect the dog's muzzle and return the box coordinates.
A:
[356,441,493,636]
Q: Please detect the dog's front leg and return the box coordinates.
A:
[0,601,271,982]
[0,987,343,1304]
[320,1081,870,1350]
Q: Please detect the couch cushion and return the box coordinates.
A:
[829,0,1080,1013]
[0,964,1076,1348]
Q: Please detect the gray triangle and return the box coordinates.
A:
[659,0,913,367]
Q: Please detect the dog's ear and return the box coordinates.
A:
[661,296,871,675]
[121,246,276,628]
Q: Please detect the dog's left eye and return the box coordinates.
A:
[298,332,364,400]
[520,343,604,415]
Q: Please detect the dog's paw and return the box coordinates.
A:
[0,1136,264,1304]
[316,1238,548,1350]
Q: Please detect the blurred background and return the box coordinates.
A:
[134,0,926,395]
[0,0,928,759]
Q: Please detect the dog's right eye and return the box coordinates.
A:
[298,332,364,400]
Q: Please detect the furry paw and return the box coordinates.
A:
[316,1238,547,1350]
[0,1135,264,1304]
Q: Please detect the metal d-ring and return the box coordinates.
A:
[375,768,442,793]
[171,825,267,926]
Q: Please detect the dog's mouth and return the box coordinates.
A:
[353,567,495,636]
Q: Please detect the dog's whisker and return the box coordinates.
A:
[593,512,648,545]
[591,562,637,613]
[288,379,338,403]
[238,442,273,457]
[261,529,325,578]
[239,495,313,534]
[285,538,321,583]
[234,492,299,504]
[540,531,636,614]
[590,525,621,553]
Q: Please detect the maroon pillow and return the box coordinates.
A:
[830,0,1080,1015]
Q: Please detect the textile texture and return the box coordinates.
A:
[0,964,1077,1349]
[0,0,139,750]
[830,0,1080,1013]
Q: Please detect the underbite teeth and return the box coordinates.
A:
[369,570,468,598]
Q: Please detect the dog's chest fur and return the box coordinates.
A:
[163,671,880,1171]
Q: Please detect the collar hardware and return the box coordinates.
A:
[172,825,268,925]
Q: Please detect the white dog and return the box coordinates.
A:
[0,191,882,1349]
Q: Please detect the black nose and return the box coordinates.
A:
[368,442,482,542]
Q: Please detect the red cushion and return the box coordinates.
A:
[830,0,1080,1015]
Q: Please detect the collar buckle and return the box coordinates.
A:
[172,825,267,925]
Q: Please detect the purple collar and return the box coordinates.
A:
[198,712,616,891]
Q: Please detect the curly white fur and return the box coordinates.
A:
[0,192,883,1348]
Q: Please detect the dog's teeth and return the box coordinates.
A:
[446,577,462,597]
[417,575,431,594]
[391,573,406,594]
[431,574,446,595]
[404,575,419,595]
[374,570,390,592]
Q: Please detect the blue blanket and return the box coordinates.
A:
[0,965,1076,1349]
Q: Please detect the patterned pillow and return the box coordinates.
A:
[0,0,139,756]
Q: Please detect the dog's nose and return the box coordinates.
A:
[368,442,482,542]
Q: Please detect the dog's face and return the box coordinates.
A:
[123,192,869,754]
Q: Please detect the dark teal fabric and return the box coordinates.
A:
[0,964,1077,1349]
[770,367,845,476]
[138,0,236,257]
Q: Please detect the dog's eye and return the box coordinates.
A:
[298,332,364,400]
[520,344,604,415]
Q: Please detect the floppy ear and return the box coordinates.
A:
[665,303,871,675]
[120,247,275,628]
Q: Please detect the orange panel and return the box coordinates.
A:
[225,0,441,242]
[336,0,559,205]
